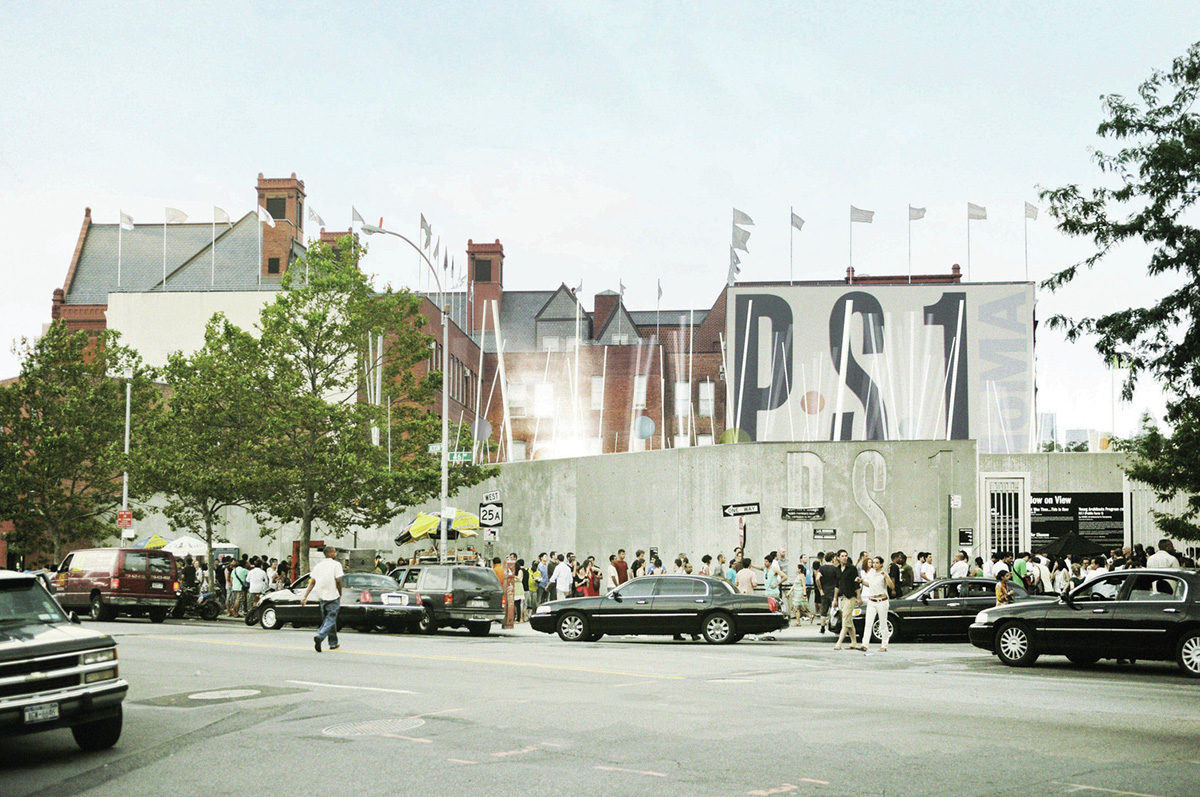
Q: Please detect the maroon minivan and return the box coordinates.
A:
[55,548,179,623]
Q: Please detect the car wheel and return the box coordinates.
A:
[586,632,605,642]
[1066,652,1100,667]
[417,608,438,635]
[199,601,222,621]
[244,606,262,626]
[71,706,122,751]
[729,632,745,643]
[556,612,589,642]
[871,616,899,642]
[1176,630,1200,678]
[468,621,491,637]
[90,595,114,622]
[702,612,735,644]
[259,605,281,630]
[148,608,168,624]
[995,622,1039,667]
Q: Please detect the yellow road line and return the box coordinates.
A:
[155,635,683,680]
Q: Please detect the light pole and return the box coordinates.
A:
[362,222,451,564]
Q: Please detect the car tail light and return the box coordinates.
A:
[173,581,180,592]
[501,594,507,606]
[444,592,453,605]
[767,597,779,612]
[110,578,120,590]
[414,593,422,605]
[360,589,373,603]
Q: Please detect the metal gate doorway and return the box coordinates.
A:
[980,474,1029,556]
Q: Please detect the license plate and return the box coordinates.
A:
[150,582,164,589]
[24,702,59,724]
[467,598,488,608]
[382,593,408,606]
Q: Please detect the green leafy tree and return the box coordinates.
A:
[1117,408,1200,540]
[252,236,492,570]
[1041,43,1200,541]
[0,323,159,563]
[138,315,277,572]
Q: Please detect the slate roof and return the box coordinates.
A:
[65,213,276,304]
[628,309,708,327]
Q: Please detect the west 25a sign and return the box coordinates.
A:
[727,284,1034,453]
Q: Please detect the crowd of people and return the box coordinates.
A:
[173,553,295,618]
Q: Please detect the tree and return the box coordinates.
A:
[1041,42,1200,541]
[1117,407,1200,540]
[251,236,493,570]
[138,315,277,572]
[0,323,159,563]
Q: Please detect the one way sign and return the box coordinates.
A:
[721,502,760,518]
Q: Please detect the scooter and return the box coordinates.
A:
[172,589,223,621]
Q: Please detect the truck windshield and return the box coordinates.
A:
[0,579,68,623]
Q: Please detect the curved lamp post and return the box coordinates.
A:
[362,222,451,564]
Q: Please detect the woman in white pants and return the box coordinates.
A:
[862,556,895,652]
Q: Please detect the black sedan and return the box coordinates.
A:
[849,577,1050,641]
[257,572,424,633]
[970,568,1200,677]
[530,575,788,644]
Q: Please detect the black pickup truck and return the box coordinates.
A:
[0,570,128,749]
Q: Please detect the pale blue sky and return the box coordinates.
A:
[2,2,1197,436]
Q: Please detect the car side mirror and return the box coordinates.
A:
[920,594,929,604]
[68,611,81,625]
[610,592,622,602]
[1061,590,1075,608]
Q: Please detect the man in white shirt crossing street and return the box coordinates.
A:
[302,546,344,652]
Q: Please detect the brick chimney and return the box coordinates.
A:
[593,290,619,336]
[467,239,504,332]
[256,173,305,278]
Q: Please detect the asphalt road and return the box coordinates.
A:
[3,617,1199,797]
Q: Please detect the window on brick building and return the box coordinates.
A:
[590,375,604,410]
[296,200,303,231]
[534,383,555,418]
[542,336,559,352]
[699,381,715,417]
[507,382,526,418]
[474,259,492,282]
[696,434,714,446]
[267,258,281,275]
[633,375,647,409]
[674,381,690,418]
[266,197,286,220]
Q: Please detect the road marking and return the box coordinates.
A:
[492,745,538,758]
[747,783,799,795]
[594,766,667,777]
[159,635,683,680]
[612,682,644,688]
[382,733,432,743]
[707,678,753,683]
[288,680,416,695]
[1055,784,1166,797]
[412,708,463,719]
[448,758,477,765]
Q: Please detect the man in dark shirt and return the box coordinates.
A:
[888,552,903,598]
[833,549,864,650]
[181,556,197,592]
[817,552,840,634]
[614,549,629,584]
[631,549,646,579]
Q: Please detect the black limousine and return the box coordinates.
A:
[969,568,1200,677]
[531,574,788,644]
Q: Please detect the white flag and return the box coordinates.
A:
[214,206,230,226]
[732,223,751,252]
[256,205,276,228]
[165,207,188,223]
[308,206,326,228]
[119,211,134,231]
[791,211,805,231]
[351,206,365,225]
[619,280,626,299]
[1024,201,1038,220]
[850,206,874,223]
[732,208,754,226]
[420,214,431,249]
[968,202,987,220]
[909,206,926,221]
[433,237,440,261]
[730,246,741,269]
[657,279,662,301]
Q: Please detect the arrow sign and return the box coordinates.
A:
[721,502,760,518]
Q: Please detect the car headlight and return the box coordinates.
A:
[975,611,990,625]
[81,649,116,665]
[851,608,863,617]
[535,605,551,615]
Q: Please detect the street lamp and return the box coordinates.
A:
[361,222,452,564]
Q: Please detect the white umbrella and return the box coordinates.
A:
[163,535,208,557]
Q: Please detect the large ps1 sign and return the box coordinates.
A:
[728,284,1035,453]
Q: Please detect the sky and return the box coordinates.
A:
[1,1,1196,439]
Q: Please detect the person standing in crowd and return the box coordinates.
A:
[278,555,291,585]
[995,569,1015,606]
[537,552,550,604]
[526,558,540,614]
[606,554,620,594]
[763,554,782,604]
[950,551,969,579]
[614,549,629,584]
[551,554,572,602]
[861,555,894,652]
[247,559,269,609]
[898,553,913,593]
[631,550,646,579]
[492,557,505,586]
[181,556,197,593]
[911,552,926,585]
[887,552,903,599]
[920,552,936,583]
[817,552,839,634]
[736,557,757,594]
[513,558,527,622]
[1147,539,1181,568]
[833,550,865,651]
[698,554,712,577]
[971,557,985,577]
[302,546,344,652]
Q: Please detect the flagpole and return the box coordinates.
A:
[1024,213,1029,281]
[967,215,972,282]
[162,211,167,290]
[257,208,262,289]
[908,212,912,284]
[848,217,853,285]
[117,220,123,289]
[212,214,216,287]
